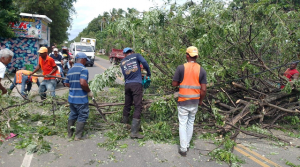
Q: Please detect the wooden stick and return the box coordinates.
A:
[52,100,56,125]
[215,101,235,110]
[221,88,237,107]
[92,98,107,122]
[263,101,300,113]
[31,74,66,80]
[223,103,251,131]
[225,123,292,144]
[232,82,268,96]
[244,96,259,101]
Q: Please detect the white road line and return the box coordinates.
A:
[21,153,33,167]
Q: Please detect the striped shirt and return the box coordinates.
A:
[65,63,89,104]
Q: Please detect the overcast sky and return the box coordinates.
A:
[68,0,189,40]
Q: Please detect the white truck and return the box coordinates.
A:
[81,38,96,51]
[70,42,95,66]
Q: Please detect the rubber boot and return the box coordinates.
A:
[67,120,76,138]
[130,118,144,139]
[121,115,129,124]
[121,116,131,130]
[40,94,46,100]
[74,122,85,140]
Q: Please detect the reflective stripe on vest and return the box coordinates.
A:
[178,63,201,102]
[55,70,61,77]
[179,85,201,89]
[178,94,201,98]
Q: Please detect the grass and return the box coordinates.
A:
[96,53,109,60]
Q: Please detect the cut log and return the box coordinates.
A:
[223,103,251,131]
[263,101,300,113]
[232,82,268,96]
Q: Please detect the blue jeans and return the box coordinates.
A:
[69,103,89,122]
[178,104,198,152]
[39,79,57,97]
[10,75,40,96]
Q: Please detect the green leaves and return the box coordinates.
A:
[0,0,20,38]
[208,136,244,165]
[89,65,122,95]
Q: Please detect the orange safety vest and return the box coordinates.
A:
[39,57,61,79]
[16,70,38,83]
[178,62,201,102]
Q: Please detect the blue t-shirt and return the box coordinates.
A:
[120,53,151,84]
[50,54,63,68]
[65,63,89,104]
[50,53,62,62]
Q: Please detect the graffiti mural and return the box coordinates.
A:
[0,37,39,72]
[8,17,43,39]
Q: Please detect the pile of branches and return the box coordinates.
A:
[198,79,300,145]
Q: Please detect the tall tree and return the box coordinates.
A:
[13,0,76,45]
[0,0,19,38]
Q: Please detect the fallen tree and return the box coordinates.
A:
[2,0,300,166]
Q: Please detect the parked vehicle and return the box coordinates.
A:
[81,38,96,51]
[109,48,125,65]
[70,42,95,66]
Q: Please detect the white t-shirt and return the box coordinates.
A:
[0,62,6,79]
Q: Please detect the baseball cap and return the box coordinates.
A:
[123,47,132,53]
[53,48,58,52]
[186,46,198,57]
[38,47,48,53]
[76,52,90,61]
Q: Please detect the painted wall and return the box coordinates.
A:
[8,17,47,39]
[0,37,39,72]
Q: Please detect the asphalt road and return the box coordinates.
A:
[1,57,300,167]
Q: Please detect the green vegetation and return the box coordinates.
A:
[286,160,300,167]
[96,54,109,60]
[0,0,19,38]
[13,0,76,45]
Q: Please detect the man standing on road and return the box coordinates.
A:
[30,47,58,99]
[64,52,93,140]
[0,48,13,95]
[120,47,151,139]
[172,46,207,157]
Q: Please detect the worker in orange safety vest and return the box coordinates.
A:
[172,46,207,157]
[9,70,40,97]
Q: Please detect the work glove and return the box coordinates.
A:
[143,76,151,89]
[88,91,94,97]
